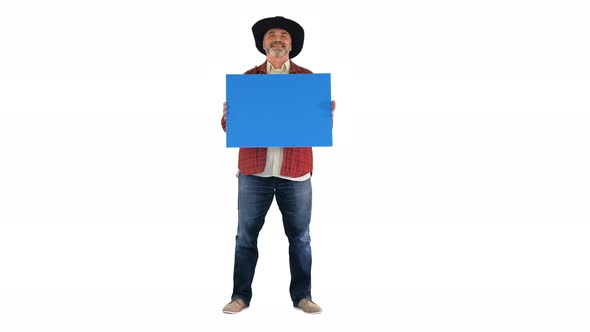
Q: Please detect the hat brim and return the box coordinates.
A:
[252,17,304,59]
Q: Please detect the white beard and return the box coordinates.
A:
[266,46,290,57]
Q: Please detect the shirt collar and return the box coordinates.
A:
[266,60,291,73]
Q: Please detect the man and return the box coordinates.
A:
[220,16,335,314]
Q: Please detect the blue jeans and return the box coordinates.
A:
[231,174,313,306]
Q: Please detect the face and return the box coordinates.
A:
[263,28,292,57]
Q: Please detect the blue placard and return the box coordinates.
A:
[226,73,332,147]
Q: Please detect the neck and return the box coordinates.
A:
[266,55,290,70]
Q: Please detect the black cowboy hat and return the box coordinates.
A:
[252,16,304,59]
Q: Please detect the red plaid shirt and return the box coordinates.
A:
[221,61,314,177]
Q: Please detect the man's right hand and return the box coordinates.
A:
[221,102,227,132]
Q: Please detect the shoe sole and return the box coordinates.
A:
[222,307,249,314]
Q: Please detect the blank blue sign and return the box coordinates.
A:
[226,73,332,147]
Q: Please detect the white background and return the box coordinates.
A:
[1,1,589,331]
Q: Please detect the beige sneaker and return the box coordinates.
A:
[222,298,248,314]
[295,298,322,314]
